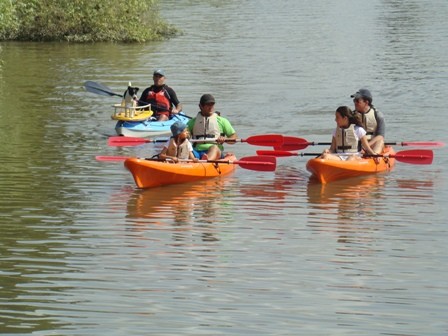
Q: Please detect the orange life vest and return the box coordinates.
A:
[144,87,171,113]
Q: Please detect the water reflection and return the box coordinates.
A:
[306,175,388,246]
[307,175,386,213]
[306,174,436,245]
[125,177,235,242]
[238,165,306,200]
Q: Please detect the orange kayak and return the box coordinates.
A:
[306,146,396,184]
[124,155,237,188]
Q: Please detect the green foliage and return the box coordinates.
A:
[0,0,179,42]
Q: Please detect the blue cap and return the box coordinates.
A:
[170,121,186,137]
[351,88,372,101]
[153,69,165,76]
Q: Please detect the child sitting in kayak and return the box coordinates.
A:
[321,106,378,161]
[159,121,198,162]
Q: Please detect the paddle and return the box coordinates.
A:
[85,80,124,98]
[107,134,284,147]
[95,155,277,172]
[84,80,192,119]
[256,149,434,165]
[275,136,445,151]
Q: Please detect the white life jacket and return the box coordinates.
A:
[356,107,377,140]
[192,112,221,140]
[335,124,359,153]
[165,138,191,159]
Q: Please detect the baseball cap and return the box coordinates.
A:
[351,88,372,101]
[200,94,215,105]
[170,121,186,137]
[153,69,165,76]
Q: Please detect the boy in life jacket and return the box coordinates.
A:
[321,106,378,161]
[159,121,197,163]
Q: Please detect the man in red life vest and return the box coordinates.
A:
[138,69,183,121]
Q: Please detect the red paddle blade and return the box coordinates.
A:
[236,155,277,171]
[273,136,309,151]
[108,136,149,146]
[256,150,297,157]
[243,134,284,147]
[393,149,434,165]
[96,155,129,162]
[398,141,445,148]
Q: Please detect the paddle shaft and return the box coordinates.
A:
[276,136,444,151]
[95,155,276,171]
[108,134,284,147]
[294,141,442,147]
[256,149,433,165]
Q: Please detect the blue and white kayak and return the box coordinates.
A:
[114,111,191,137]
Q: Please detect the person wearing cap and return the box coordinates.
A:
[159,121,197,162]
[138,69,183,121]
[351,88,385,153]
[186,94,237,161]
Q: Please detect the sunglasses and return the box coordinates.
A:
[353,98,363,103]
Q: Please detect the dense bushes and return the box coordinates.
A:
[0,0,179,42]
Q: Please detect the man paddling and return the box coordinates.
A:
[138,69,183,121]
[187,94,237,161]
[351,88,385,153]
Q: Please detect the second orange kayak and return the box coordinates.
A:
[124,155,237,188]
[306,146,396,184]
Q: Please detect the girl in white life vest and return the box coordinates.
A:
[321,106,378,161]
[159,121,197,162]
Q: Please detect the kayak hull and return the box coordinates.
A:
[115,114,191,137]
[124,155,237,188]
[306,147,396,184]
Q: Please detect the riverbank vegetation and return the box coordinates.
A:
[0,0,179,42]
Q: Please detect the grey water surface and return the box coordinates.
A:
[0,0,447,335]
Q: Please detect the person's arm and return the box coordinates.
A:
[186,140,198,162]
[188,151,198,161]
[158,141,179,162]
[138,87,150,106]
[375,109,385,137]
[323,137,337,154]
[323,129,337,154]
[166,87,182,113]
[217,117,236,144]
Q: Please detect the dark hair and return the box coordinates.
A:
[336,106,363,127]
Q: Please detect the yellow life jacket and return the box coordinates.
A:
[335,124,359,153]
